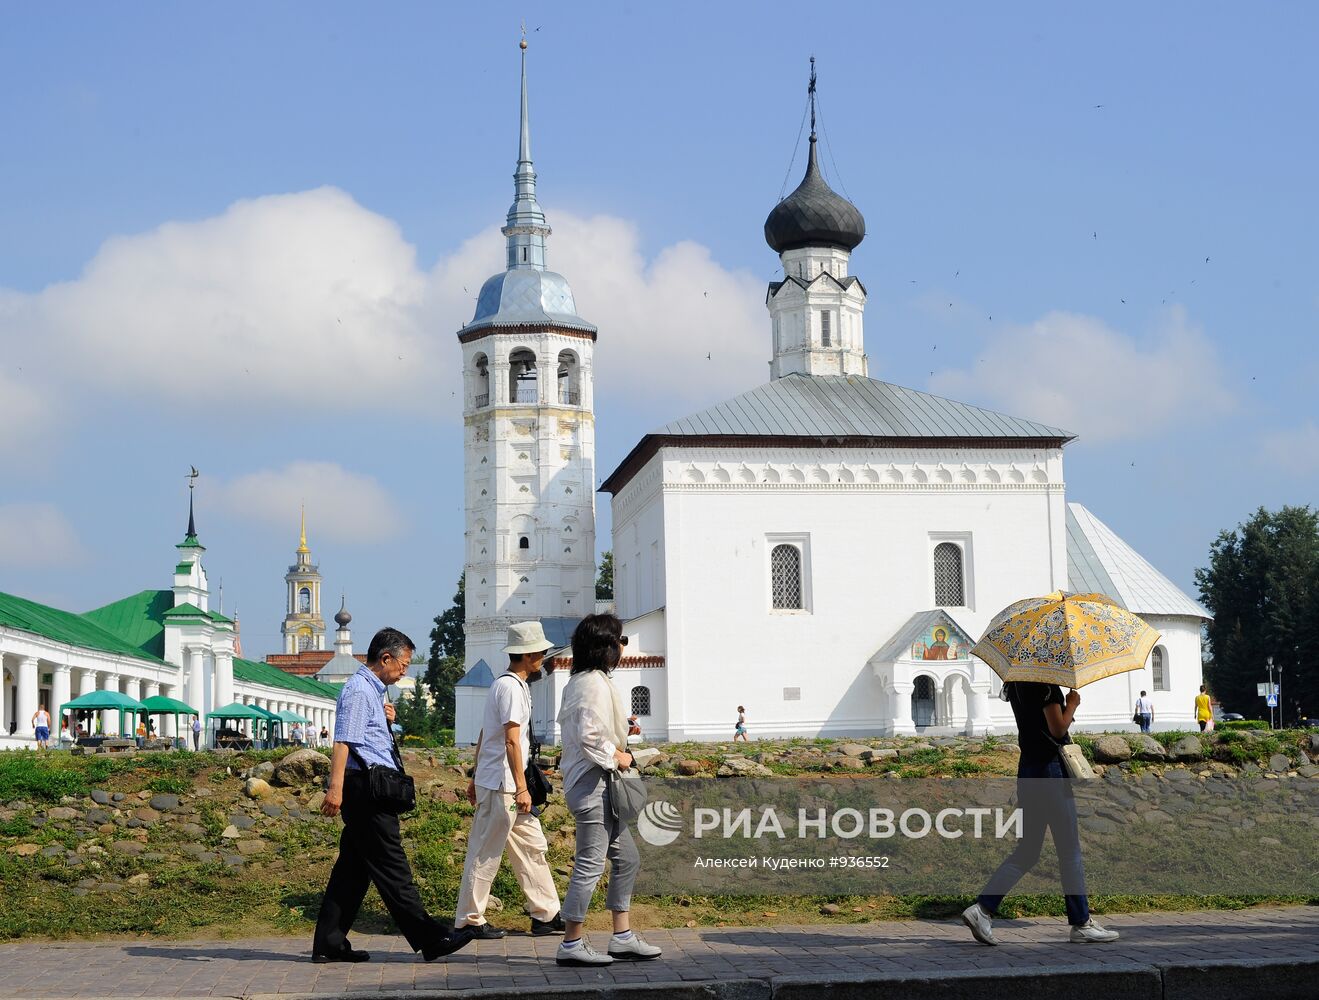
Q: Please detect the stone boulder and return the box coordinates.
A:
[837,743,872,759]
[271,749,330,787]
[149,793,181,812]
[676,760,705,776]
[46,807,80,821]
[1091,735,1132,764]
[864,748,899,762]
[1129,735,1167,762]
[1168,735,1204,762]
[1268,754,1291,773]
[716,757,772,778]
[834,757,866,771]
[243,777,273,799]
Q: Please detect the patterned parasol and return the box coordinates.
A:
[971,590,1160,688]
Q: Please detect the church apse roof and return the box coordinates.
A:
[1066,503,1209,620]
[601,373,1074,493]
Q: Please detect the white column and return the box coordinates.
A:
[967,682,994,736]
[187,647,205,715]
[214,649,234,710]
[17,656,39,740]
[78,667,97,699]
[101,672,122,735]
[0,653,9,736]
[891,681,916,736]
[52,664,72,736]
[124,676,142,701]
[144,681,160,699]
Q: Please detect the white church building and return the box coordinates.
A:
[455,51,1209,745]
[0,496,339,748]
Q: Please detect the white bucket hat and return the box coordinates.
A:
[502,620,555,655]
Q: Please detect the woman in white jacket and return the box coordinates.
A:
[554,614,662,967]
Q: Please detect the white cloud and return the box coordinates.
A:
[0,188,767,421]
[930,308,1235,444]
[213,461,405,543]
[4,188,442,410]
[545,215,766,407]
[0,503,84,568]
[0,367,57,459]
[1260,421,1319,475]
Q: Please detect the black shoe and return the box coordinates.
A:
[464,922,506,940]
[422,925,476,961]
[531,912,566,936]
[311,946,370,964]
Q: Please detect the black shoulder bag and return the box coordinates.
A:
[524,733,552,808]
[348,738,417,814]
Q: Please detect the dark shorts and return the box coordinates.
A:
[35,727,50,741]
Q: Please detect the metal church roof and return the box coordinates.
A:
[456,659,495,688]
[656,374,1074,440]
[602,373,1073,493]
[1065,503,1209,619]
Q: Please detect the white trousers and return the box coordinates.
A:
[455,787,560,927]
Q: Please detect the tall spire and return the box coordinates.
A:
[502,33,551,271]
[297,506,309,555]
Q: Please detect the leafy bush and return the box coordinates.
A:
[1220,720,1269,730]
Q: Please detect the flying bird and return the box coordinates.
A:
[706,352,712,360]
[1092,231,1097,239]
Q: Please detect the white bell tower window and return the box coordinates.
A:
[820,309,832,347]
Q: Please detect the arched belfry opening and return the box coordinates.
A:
[473,353,490,407]
[557,350,580,405]
[509,348,538,403]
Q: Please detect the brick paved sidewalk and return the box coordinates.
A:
[1,905,1315,999]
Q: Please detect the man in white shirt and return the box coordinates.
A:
[454,622,564,939]
[1134,690,1155,734]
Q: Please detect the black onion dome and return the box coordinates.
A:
[334,597,351,628]
[764,136,865,254]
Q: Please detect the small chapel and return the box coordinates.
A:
[454,49,1209,744]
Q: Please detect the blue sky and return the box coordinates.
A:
[2,2,1316,657]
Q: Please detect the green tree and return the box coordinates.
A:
[1196,506,1319,723]
[596,550,614,600]
[427,573,467,728]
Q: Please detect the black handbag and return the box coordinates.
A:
[348,740,416,815]
[524,734,552,808]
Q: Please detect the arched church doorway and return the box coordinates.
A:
[911,675,936,728]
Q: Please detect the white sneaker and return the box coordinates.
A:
[1070,919,1120,943]
[961,903,997,946]
[555,938,614,966]
[608,932,662,961]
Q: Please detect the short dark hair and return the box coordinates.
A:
[1140,690,1147,697]
[571,613,622,674]
[368,627,415,665]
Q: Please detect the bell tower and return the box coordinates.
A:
[764,59,868,380]
[281,508,325,653]
[457,36,598,673]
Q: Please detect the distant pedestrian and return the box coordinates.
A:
[313,627,473,964]
[191,716,203,751]
[135,721,147,749]
[555,614,661,967]
[1134,691,1154,734]
[734,706,748,742]
[455,621,564,939]
[1194,686,1212,733]
[320,724,330,747]
[962,682,1119,946]
[32,705,51,750]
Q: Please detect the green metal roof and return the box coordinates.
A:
[82,590,174,660]
[177,535,204,550]
[0,590,168,666]
[163,602,209,619]
[207,609,234,625]
[233,656,339,703]
[139,694,198,715]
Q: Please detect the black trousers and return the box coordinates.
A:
[313,772,446,953]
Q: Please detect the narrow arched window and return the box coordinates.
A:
[820,309,832,347]
[1152,647,1168,691]
[631,686,651,717]
[933,543,964,606]
[298,587,311,613]
[771,544,803,610]
[519,536,530,550]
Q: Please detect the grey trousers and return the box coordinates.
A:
[562,768,640,922]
